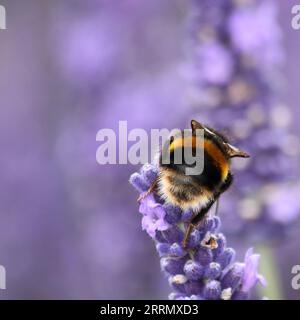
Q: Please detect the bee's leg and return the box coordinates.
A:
[137,179,158,203]
[182,174,234,247]
[182,222,195,249]
[182,199,216,248]
[183,209,208,248]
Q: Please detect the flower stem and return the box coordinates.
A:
[256,244,282,300]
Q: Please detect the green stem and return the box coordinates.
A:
[256,244,282,300]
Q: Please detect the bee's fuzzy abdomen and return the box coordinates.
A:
[158,168,213,211]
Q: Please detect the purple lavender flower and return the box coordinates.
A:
[130,164,265,300]
[139,194,170,238]
[242,248,267,292]
[186,0,300,241]
[231,248,267,300]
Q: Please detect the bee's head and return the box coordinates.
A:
[191,120,250,159]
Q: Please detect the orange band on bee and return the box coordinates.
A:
[169,136,229,181]
[169,136,202,151]
[204,140,229,181]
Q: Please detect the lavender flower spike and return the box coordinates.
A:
[130,163,266,300]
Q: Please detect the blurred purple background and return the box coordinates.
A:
[0,0,299,299]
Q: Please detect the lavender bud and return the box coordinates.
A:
[216,247,236,269]
[221,263,245,290]
[162,226,184,244]
[155,230,167,243]
[160,257,186,275]
[156,243,171,257]
[212,216,221,231]
[187,229,202,248]
[169,275,188,293]
[194,247,213,266]
[203,216,220,233]
[199,217,215,233]
[221,288,233,301]
[181,210,194,222]
[141,163,158,185]
[184,260,204,280]
[203,280,221,300]
[129,173,150,192]
[214,233,227,257]
[164,205,182,224]
[204,262,222,280]
[169,243,186,258]
[185,280,204,296]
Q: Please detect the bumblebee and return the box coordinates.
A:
[139,120,249,247]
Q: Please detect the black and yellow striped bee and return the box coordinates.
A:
[139,120,249,247]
